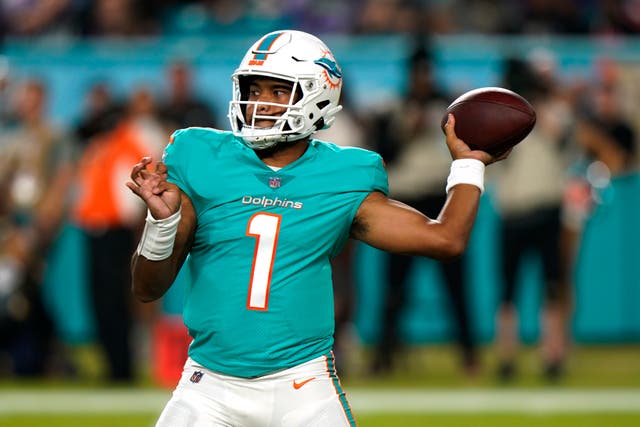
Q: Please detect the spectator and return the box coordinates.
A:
[74,81,123,144]
[0,0,81,37]
[368,42,479,377]
[490,56,574,382]
[0,57,11,129]
[78,0,159,37]
[561,102,639,351]
[0,78,76,376]
[71,86,165,382]
[159,60,218,130]
[497,0,590,34]
[354,0,424,34]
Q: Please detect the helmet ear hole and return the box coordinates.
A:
[294,86,303,103]
[238,75,251,101]
[237,75,252,119]
[316,100,330,110]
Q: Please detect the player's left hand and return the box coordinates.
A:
[443,113,512,165]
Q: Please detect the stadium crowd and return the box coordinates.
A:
[0,0,640,40]
[0,1,639,386]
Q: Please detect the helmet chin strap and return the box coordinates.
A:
[251,135,310,157]
[239,106,312,149]
[243,129,310,150]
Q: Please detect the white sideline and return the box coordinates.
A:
[1,389,640,415]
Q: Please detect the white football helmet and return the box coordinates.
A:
[228,30,343,149]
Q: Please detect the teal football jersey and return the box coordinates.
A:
[163,127,388,378]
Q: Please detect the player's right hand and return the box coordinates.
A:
[126,157,181,220]
[443,114,512,165]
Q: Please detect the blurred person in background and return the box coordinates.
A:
[490,55,574,383]
[0,78,76,376]
[368,42,479,377]
[72,86,165,382]
[0,0,82,37]
[74,81,123,145]
[561,87,639,352]
[591,0,640,34]
[77,0,159,37]
[353,0,424,34]
[0,57,10,128]
[159,59,219,130]
[497,0,590,34]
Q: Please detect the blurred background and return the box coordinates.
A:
[1,1,639,426]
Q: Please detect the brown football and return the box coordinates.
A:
[440,87,536,155]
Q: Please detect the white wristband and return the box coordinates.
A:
[136,208,181,261]
[446,159,485,194]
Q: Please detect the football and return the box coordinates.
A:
[440,87,536,155]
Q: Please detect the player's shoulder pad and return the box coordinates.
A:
[169,127,230,147]
[312,139,384,166]
[312,140,388,195]
[164,127,233,164]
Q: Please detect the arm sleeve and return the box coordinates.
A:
[371,153,390,196]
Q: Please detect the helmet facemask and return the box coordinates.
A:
[230,73,310,150]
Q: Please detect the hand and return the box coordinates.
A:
[443,113,512,165]
[126,157,181,220]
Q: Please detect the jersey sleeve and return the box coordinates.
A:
[330,147,389,257]
[370,153,389,196]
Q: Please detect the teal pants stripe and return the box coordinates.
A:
[325,352,357,426]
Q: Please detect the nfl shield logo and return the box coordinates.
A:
[190,370,204,383]
[269,177,281,189]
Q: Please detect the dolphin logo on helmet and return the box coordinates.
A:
[314,57,342,80]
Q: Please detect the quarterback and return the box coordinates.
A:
[128,30,509,426]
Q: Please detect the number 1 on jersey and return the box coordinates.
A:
[246,212,281,310]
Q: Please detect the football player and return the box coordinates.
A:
[128,30,509,426]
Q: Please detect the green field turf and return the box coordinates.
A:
[359,413,640,427]
[0,344,638,426]
[340,343,640,388]
[22,342,637,389]
[1,413,639,427]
